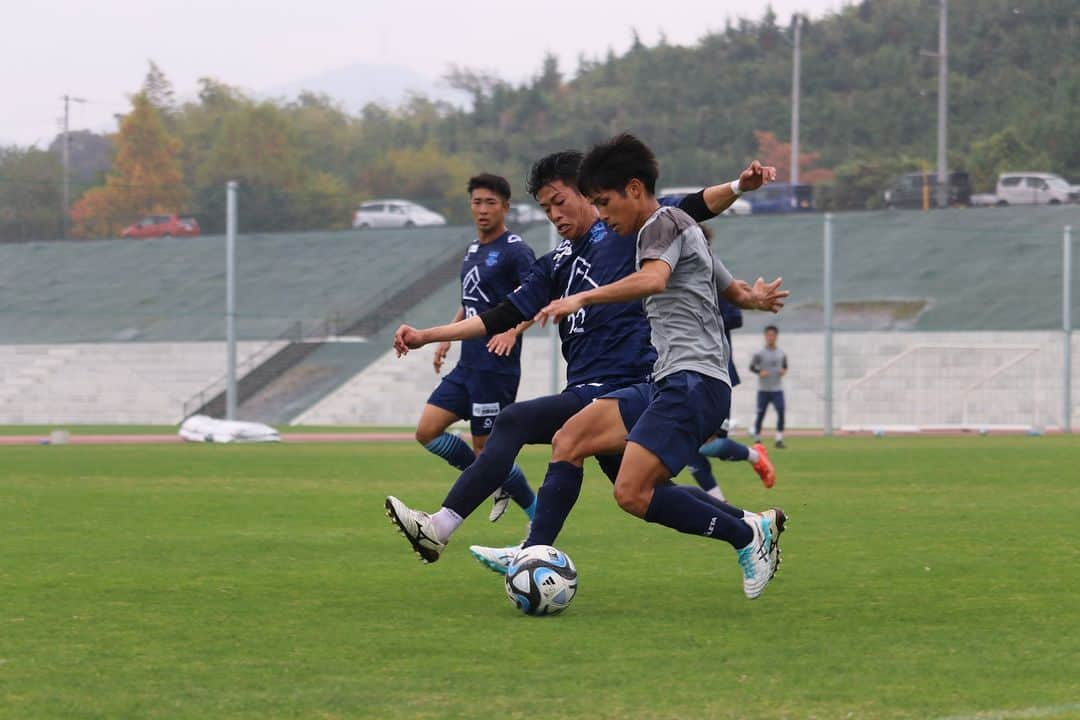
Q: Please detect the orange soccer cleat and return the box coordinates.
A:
[751,443,776,488]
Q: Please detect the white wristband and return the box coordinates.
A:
[729,179,744,196]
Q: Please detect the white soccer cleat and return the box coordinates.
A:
[468,543,522,575]
[736,511,780,599]
[384,496,446,563]
[760,508,787,579]
[488,488,512,522]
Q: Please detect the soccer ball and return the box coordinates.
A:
[504,545,578,616]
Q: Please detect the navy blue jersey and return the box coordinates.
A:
[508,220,657,388]
[457,230,536,376]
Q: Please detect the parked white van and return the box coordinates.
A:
[995,173,1077,205]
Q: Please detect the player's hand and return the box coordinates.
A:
[393,324,426,357]
[760,370,770,378]
[486,330,517,357]
[738,160,778,193]
[748,277,788,313]
[535,295,585,327]
[433,341,451,373]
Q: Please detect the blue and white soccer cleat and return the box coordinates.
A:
[468,543,522,575]
[384,496,446,564]
[736,510,782,599]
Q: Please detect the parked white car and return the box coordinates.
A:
[352,200,447,229]
[995,173,1077,206]
[659,186,752,216]
[507,203,546,225]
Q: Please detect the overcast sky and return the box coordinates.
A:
[4,0,847,147]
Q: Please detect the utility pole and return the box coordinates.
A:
[61,95,86,239]
[936,0,948,208]
[790,14,802,196]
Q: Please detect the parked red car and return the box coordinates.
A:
[121,214,200,239]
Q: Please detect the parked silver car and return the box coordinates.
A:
[352,200,447,229]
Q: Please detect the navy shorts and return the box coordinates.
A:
[757,390,786,413]
[622,370,732,477]
[427,365,520,437]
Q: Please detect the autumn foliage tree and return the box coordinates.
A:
[753,131,835,185]
[71,92,186,238]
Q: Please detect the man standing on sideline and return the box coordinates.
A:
[412,174,537,523]
[751,325,788,448]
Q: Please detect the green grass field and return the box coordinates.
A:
[2,436,1078,719]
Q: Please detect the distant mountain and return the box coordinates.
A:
[267,62,468,112]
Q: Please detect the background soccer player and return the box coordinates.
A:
[413,174,537,524]
[751,325,789,448]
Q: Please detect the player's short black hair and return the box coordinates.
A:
[578,133,659,197]
[765,325,779,334]
[526,151,583,198]
[467,173,511,201]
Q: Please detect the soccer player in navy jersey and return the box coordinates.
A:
[525,134,788,598]
[384,151,770,565]
[412,174,538,524]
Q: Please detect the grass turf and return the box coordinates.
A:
[1,436,1078,719]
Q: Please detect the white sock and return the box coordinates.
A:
[776,432,784,442]
[430,507,463,542]
[707,485,726,501]
[747,448,761,464]
[742,510,756,519]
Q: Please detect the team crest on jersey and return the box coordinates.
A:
[485,251,501,267]
[461,266,490,302]
[588,222,607,244]
[564,256,599,295]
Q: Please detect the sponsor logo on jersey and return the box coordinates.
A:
[507,234,522,244]
[461,266,490,303]
[466,243,479,257]
[472,402,501,417]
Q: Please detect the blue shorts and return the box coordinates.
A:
[757,390,786,413]
[427,365,520,437]
[618,370,732,477]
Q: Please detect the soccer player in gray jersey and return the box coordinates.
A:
[533,134,789,599]
[751,325,789,448]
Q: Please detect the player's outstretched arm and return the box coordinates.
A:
[698,161,778,215]
[393,316,488,357]
[534,260,671,326]
[723,277,788,313]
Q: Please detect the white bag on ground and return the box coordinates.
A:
[179,415,281,443]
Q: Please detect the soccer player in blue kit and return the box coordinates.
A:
[523,134,788,598]
[385,151,772,564]
[412,174,537,524]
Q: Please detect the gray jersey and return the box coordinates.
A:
[636,205,733,385]
[751,346,787,391]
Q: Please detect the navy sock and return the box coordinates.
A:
[684,453,717,491]
[643,484,752,548]
[524,461,583,547]
[700,437,750,462]
[423,432,476,471]
[683,485,747,519]
[501,464,536,519]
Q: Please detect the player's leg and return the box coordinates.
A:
[616,372,782,598]
[684,452,723,500]
[470,375,534,523]
[521,397,631,548]
[753,390,769,441]
[699,430,776,488]
[774,391,786,448]
[386,391,587,563]
[417,367,477,471]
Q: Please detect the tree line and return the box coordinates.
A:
[0,0,1075,241]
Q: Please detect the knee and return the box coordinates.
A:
[551,426,586,463]
[415,423,439,446]
[493,402,525,434]
[613,481,648,518]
